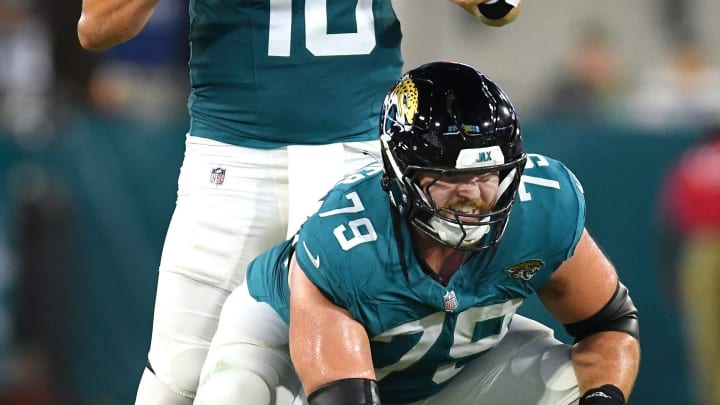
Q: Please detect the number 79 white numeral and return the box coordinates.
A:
[319,191,377,250]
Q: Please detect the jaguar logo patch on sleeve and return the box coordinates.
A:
[505,259,544,281]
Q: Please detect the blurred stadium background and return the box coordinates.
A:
[1,0,719,403]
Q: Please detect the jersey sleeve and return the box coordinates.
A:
[293,191,369,315]
[293,166,389,324]
[553,160,585,261]
[515,154,586,289]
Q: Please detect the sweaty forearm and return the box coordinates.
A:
[78,0,160,50]
[571,331,640,400]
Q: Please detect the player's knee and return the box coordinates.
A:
[195,369,272,405]
[195,342,296,405]
[538,345,577,393]
[178,345,214,391]
[135,366,193,405]
[148,345,209,395]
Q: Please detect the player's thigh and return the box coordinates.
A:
[196,283,302,405]
[286,140,381,236]
[417,315,579,405]
[144,271,230,396]
[286,143,341,236]
[160,135,289,289]
[145,136,290,394]
[344,139,381,170]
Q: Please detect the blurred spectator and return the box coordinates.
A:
[39,0,95,125]
[0,0,53,137]
[538,22,625,121]
[627,38,720,130]
[0,346,59,405]
[0,162,74,405]
[86,0,189,123]
[659,128,720,405]
[0,213,13,393]
[659,0,694,45]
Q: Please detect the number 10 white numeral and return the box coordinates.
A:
[268,0,376,56]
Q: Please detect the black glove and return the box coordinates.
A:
[477,0,516,20]
[579,384,626,404]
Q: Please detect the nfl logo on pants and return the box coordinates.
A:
[210,167,226,185]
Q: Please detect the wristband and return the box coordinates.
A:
[579,384,626,405]
[308,378,381,405]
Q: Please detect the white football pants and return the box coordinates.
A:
[135,135,380,404]
[194,283,580,405]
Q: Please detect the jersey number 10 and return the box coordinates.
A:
[268,0,376,56]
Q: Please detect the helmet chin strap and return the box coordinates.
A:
[428,216,490,247]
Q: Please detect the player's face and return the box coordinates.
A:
[419,171,500,222]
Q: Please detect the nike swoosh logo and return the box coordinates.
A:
[302,240,320,269]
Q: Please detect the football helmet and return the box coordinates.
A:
[380,61,526,250]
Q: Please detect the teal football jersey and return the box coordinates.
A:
[187,0,403,148]
[246,154,586,403]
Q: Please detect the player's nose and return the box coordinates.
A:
[455,182,482,198]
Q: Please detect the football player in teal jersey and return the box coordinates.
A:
[200,61,641,404]
[77,1,522,405]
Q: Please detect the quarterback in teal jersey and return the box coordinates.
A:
[202,62,640,405]
[78,1,522,404]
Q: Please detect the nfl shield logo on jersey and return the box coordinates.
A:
[210,167,226,185]
[443,290,458,312]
